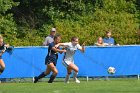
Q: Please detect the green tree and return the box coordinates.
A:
[92,0,140,44]
[7,0,140,46]
[42,0,140,45]
[0,0,19,45]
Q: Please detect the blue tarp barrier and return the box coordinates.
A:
[0,45,140,78]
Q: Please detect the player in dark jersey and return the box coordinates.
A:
[34,34,66,83]
[0,35,10,75]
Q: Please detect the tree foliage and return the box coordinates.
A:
[0,0,19,45]
[0,0,140,46]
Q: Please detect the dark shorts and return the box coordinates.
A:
[0,56,2,59]
[45,56,58,66]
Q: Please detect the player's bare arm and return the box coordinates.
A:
[52,46,66,54]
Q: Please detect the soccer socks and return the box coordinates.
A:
[73,72,78,80]
[37,72,46,79]
[34,72,46,83]
[65,74,70,83]
[34,72,57,83]
[48,74,56,83]
[73,72,80,83]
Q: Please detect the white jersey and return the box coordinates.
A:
[63,42,82,62]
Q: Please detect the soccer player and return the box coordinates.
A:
[0,35,10,75]
[55,37,85,83]
[34,34,66,83]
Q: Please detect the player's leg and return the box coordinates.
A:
[48,62,58,83]
[65,67,72,83]
[68,63,80,83]
[34,65,51,83]
[0,59,5,74]
[62,60,72,83]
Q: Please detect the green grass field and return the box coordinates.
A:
[0,78,140,93]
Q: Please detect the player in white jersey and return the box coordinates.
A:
[55,37,85,83]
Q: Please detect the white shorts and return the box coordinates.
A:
[62,60,74,67]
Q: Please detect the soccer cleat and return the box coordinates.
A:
[74,78,80,83]
[48,81,53,83]
[34,77,38,83]
[65,81,69,84]
[64,79,69,84]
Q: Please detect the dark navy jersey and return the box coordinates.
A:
[46,42,59,59]
[0,43,6,50]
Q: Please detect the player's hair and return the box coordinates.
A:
[97,37,103,42]
[54,34,61,40]
[71,37,78,41]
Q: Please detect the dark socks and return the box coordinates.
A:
[34,72,56,83]
[34,72,46,83]
[37,72,46,80]
[48,74,56,83]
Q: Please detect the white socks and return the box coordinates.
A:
[65,74,70,83]
[65,72,80,83]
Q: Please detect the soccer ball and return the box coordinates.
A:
[108,67,116,74]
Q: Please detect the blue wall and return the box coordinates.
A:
[0,45,140,78]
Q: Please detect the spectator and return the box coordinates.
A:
[103,30,119,46]
[95,37,109,46]
[42,28,56,46]
[103,31,115,46]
